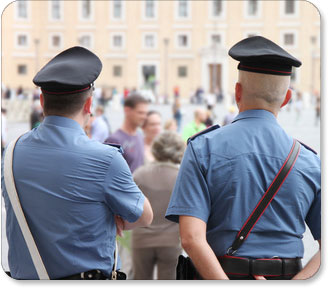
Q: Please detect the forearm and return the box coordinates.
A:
[121,197,153,231]
[122,219,143,230]
[184,239,229,280]
[292,250,321,280]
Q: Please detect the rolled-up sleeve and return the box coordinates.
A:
[165,142,211,224]
[103,150,145,223]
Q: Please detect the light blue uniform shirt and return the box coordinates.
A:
[166,109,320,259]
[2,116,145,279]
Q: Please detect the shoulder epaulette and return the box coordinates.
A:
[104,143,124,154]
[187,124,220,144]
[298,140,317,155]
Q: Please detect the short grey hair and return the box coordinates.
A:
[152,131,186,164]
[238,70,290,104]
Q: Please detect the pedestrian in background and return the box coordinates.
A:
[30,100,43,129]
[105,94,149,173]
[1,108,7,156]
[164,119,178,132]
[142,111,162,163]
[223,105,237,126]
[104,93,149,279]
[91,105,111,143]
[182,108,207,142]
[132,131,185,280]
[295,91,303,122]
[172,97,182,133]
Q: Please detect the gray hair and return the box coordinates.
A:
[238,70,290,104]
[152,131,186,164]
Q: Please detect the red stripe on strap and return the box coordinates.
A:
[239,140,300,241]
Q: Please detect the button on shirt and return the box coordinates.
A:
[2,116,145,279]
[166,109,321,259]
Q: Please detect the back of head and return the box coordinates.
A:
[42,89,92,117]
[238,71,290,105]
[229,36,301,108]
[152,131,186,164]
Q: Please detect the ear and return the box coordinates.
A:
[235,82,242,104]
[280,89,292,108]
[40,93,44,109]
[83,96,93,114]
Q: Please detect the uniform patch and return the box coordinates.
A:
[105,143,124,154]
[187,124,220,144]
[298,140,317,155]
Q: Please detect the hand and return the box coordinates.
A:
[115,215,124,237]
[253,275,267,280]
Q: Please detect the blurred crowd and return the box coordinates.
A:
[0,83,321,279]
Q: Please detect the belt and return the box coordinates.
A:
[59,269,126,280]
[218,256,302,277]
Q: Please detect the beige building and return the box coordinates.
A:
[1,0,320,103]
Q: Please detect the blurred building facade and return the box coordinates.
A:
[2,0,320,103]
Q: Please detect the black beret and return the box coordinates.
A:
[33,46,102,94]
[229,36,302,76]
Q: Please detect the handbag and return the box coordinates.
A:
[176,139,301,280]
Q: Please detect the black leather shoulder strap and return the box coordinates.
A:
[227,139,301,256]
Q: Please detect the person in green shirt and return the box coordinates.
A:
[182,108,207,142]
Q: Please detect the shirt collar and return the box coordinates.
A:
[43,116,85,134]
[232,109,277,124]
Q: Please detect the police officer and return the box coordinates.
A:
[166,36,320,280]
[2,46,153,279]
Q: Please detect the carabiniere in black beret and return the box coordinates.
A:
[33,46,102,94]
[228,36,302,76]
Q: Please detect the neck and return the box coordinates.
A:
[69,112,89,127]
[144,135,153,145]
[46,112,88,127]
[238,101,279,118]
[121,120,138,135]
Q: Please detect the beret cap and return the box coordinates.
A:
[33,46,102,94]
[229,36,302,76]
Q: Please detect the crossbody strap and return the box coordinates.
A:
[4,137,50,279]
[111,240,119,280]
[227,139,301,256]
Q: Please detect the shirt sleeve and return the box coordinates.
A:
[305,188,321,240]
[103,150,145,223]
[165,141,211,223]
[305,163,321,240]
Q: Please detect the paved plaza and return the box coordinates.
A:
[2,100,321,270]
